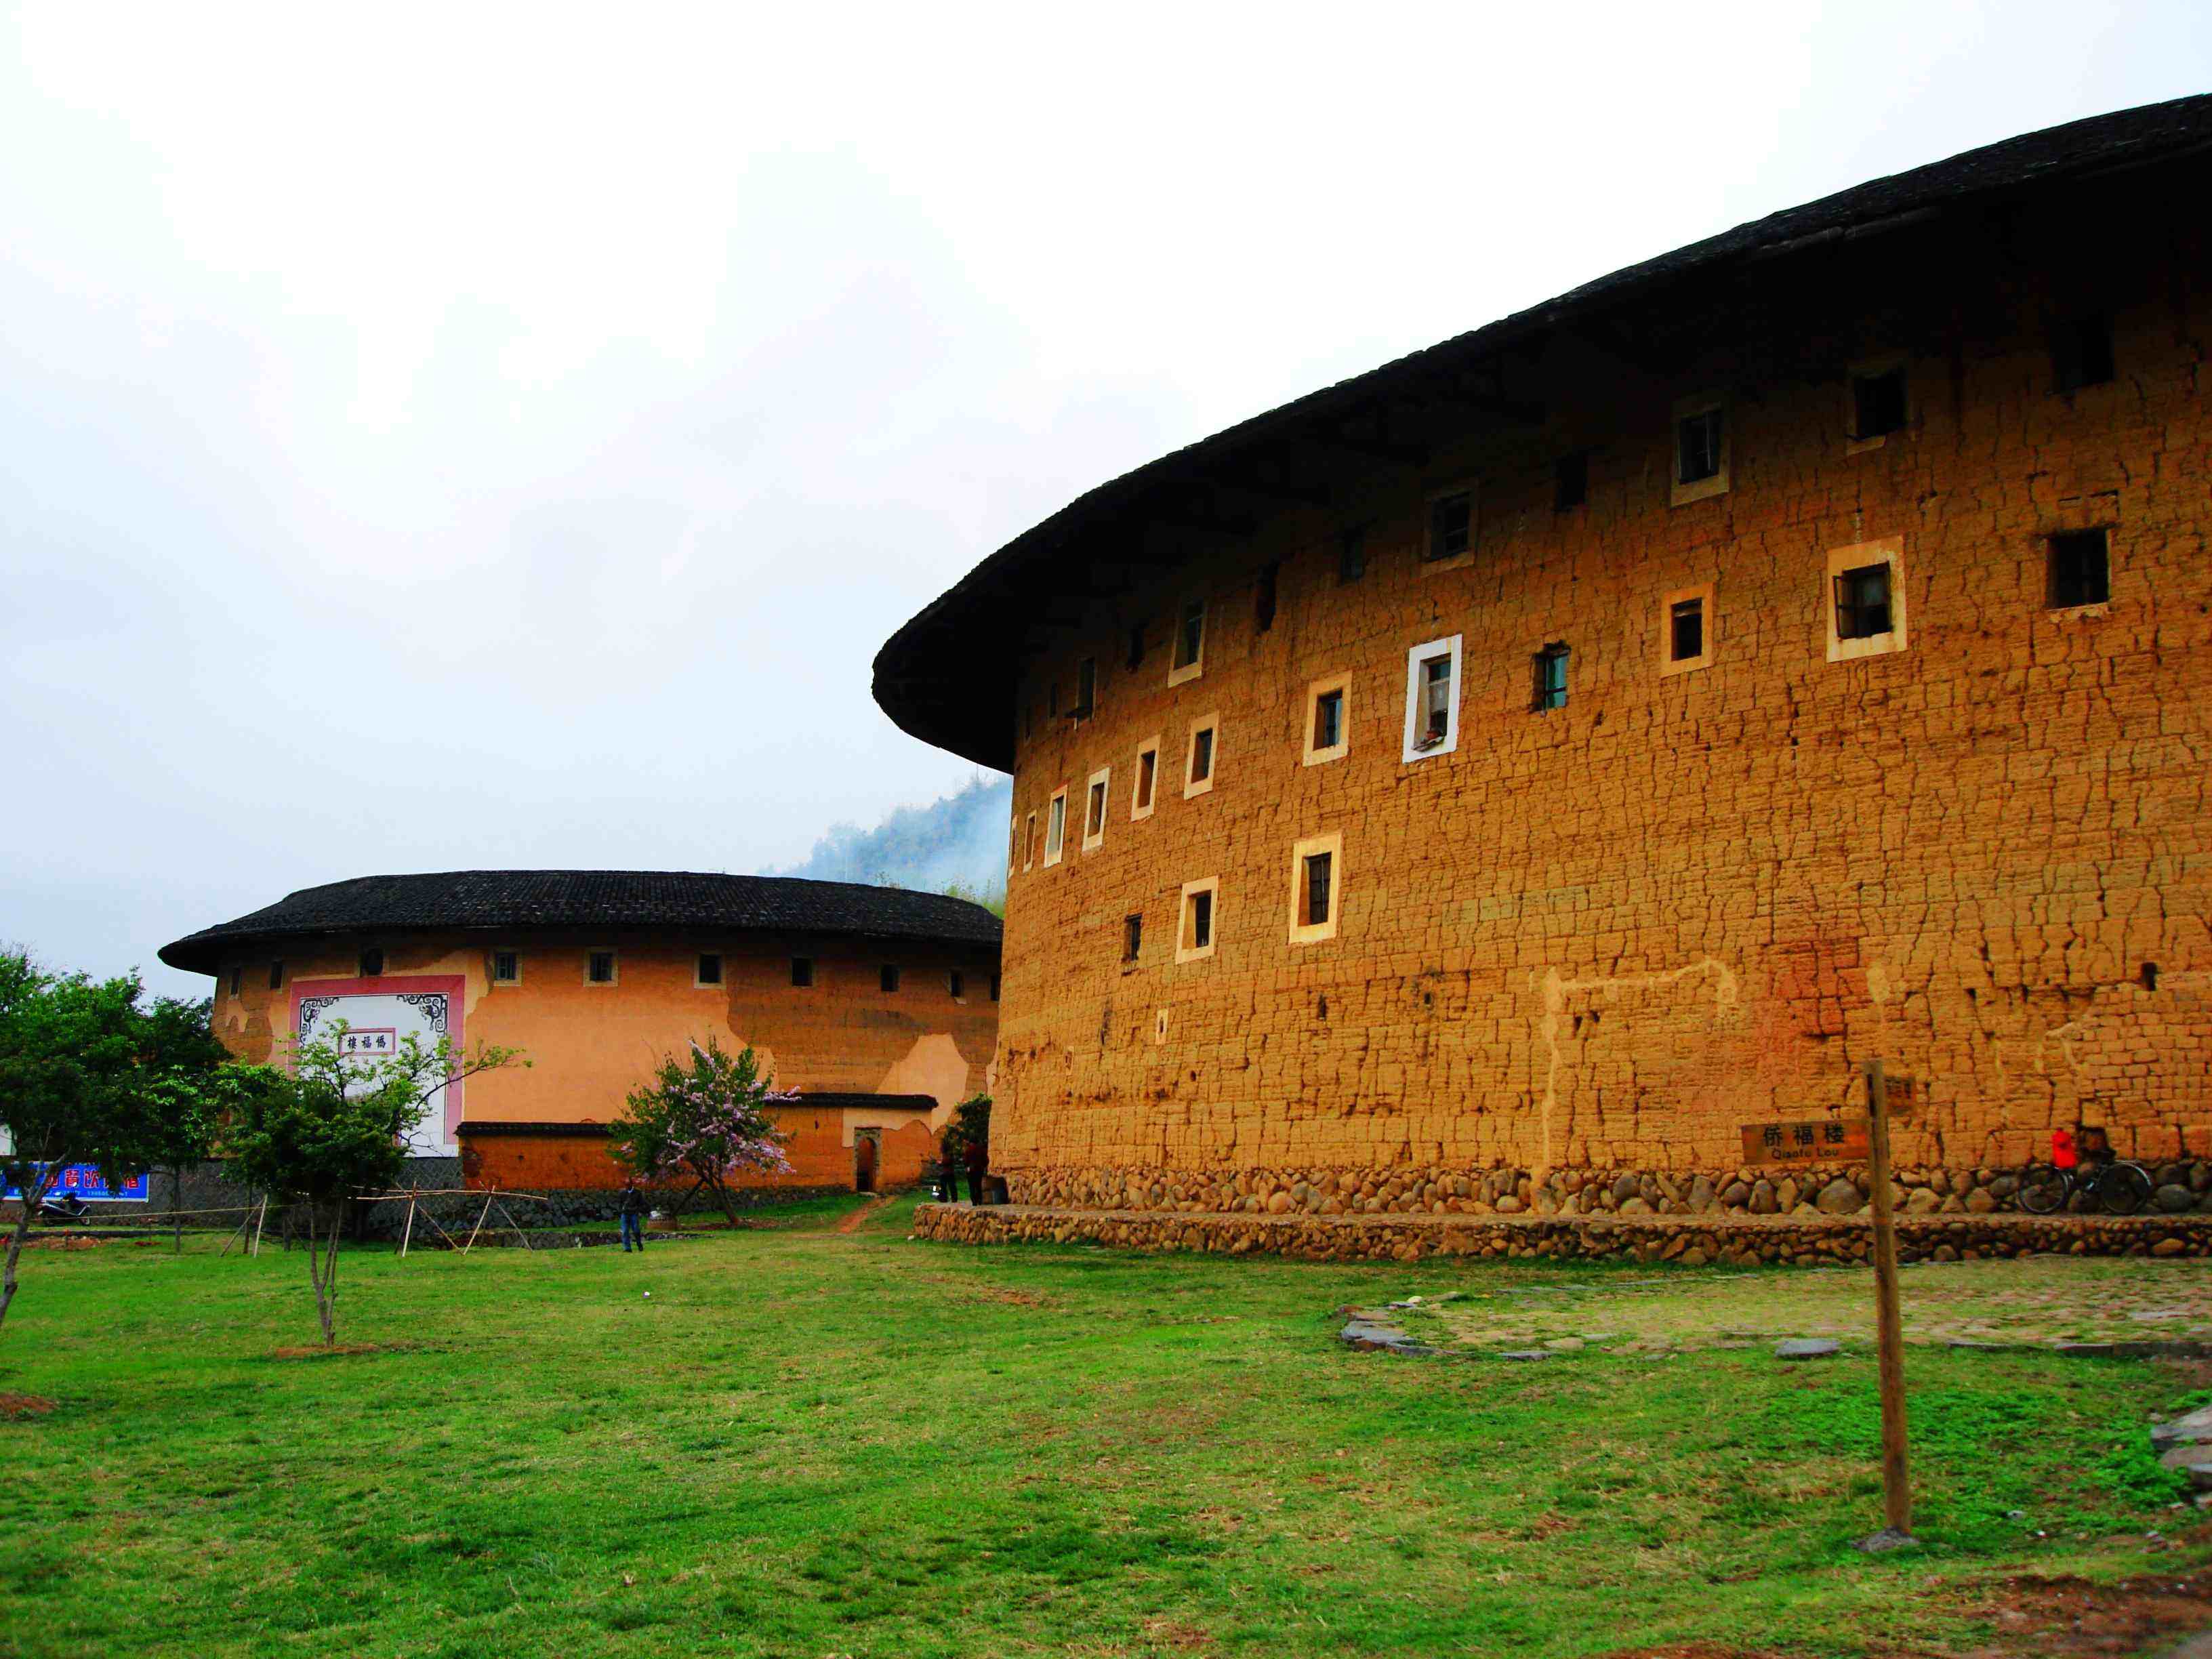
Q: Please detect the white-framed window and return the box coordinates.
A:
[1287,831,1343,947]
[491,948,520,985]
[1659,583,1714,677]
[1130,736,1160,821]
[1082,765,1111,853]
[1846,355,1910,453]
[1825,536,1908,663]
[695,951,724,988]
[1176,876,1219,964]
[1044,787,1068,866]
[1422,481,1475,571]
[1183,713,1218,798]
[1168,597,1207,686]
[1671,392,1729,506]
[1023,810,1038,872]
[1303,672,1351,766]
[1401,636,1462,762]
[586,948,618,985]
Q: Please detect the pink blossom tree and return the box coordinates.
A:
[609,1040,794,1227]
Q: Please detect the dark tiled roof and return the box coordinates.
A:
[874,94,2212,771]
[159,870,1002,973]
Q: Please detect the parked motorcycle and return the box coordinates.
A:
[35,1191,91,1223]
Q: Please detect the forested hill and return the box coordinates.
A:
[773,775,1011,907]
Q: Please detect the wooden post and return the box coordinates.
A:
[463,1193,494,1253]
[1861,1059,1915,1549]
[399,1192,419,1259]
[250,1195,268,1258]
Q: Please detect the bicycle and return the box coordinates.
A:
[2016,1157,2154,1215]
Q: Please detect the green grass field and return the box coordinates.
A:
[1,1195,2205,1658]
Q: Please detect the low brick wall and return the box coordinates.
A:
[914,1203,2212,1264]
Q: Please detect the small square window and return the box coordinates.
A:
[268,960,285,991]
[1338,525,1368,585]
[1671,396,1729,504]
[2052,314,2114,394]
[1532,644,1570,712]
[1169,598,1206,684]
[1425,487,1472,564]
[1671,599,1704,663]
[1044,787,1068,865]
[1131,739,1160,820]
[1303,674,1350,766]
[1074,657,1096,719]
[2048,529,2110,609]
[880,964,901,994]
[1554,451,1588,513]
[1833,564,1892,640]
[1402,636,1461,761]
[1126,623,1145,671]
[1023,811,1038,872]
[1313,690,1343,752]
[587,950,616,985]
[792,956,814,987]
[696,952,723,987]
[491,950,519,985]
[1177,878,1218,962]
[1254,561,1278,634]
[1185,716,1218,798]
[360,947,384,978]
[1825,537,1908,661]
[228,964,243,997]
[1660,583,1715,678]
[1082,766,1110,853]
[1123,913,1143,962]
[1851,366,1908,441]
[1288,832,1343,945]
[949,969,964,999]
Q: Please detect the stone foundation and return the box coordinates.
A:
[1008,1160,2212,1221]
[917,1202,2212,1264]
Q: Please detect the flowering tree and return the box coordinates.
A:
[609,1040,794,1227]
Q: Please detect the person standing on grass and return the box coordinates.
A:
[618,1179,645,1252]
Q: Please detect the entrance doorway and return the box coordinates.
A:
[854,1130,880,1194]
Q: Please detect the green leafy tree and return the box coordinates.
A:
[609,1040,795,1227]
[0,949,227,1335]
[222,1023,523,1345]
[939,1094,992,1201]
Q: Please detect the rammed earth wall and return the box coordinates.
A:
[988,173,2212,1200]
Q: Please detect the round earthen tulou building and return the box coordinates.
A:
[874,96,2212,1228]
[160,871,1002,1196]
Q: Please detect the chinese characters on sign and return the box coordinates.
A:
[1,1164,150,1202]
[338,1028,398,1058]
[1740,1119,1871,1166]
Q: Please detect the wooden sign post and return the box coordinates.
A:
[1859,1058,1916,1551]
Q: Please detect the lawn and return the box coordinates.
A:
[1,1195,2206,1658]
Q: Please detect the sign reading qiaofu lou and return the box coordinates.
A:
[1741,1119,1871,1166]
[295,983,461,1156]
[3,1164,150,1202]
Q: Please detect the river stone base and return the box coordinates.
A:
[913,1203,2212,1264]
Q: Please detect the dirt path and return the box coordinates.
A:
[836,1196,891,1235]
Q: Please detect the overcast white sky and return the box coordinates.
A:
[3,1,2207,998]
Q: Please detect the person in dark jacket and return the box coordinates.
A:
[618,1181,645,1252]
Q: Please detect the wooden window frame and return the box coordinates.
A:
[1287,831,1343,947]
[1670,393,1730,506]
[1130,736,1160,821]
[489,948,520,986]
[693,951,724,989]
[1183,714,1218,799]
[1303,672,1351,766]
[2047,528,2112,613]
[1845,354,1910,454]
[1824,537,1908,663]
[1658,582,1715,677]
[585,948,619,987]
[1023,810,1038,873]
[1421,480,1477,573]
[1175,876,1220,964]
[1168,596,1207,687]
[1401,635,1462,763]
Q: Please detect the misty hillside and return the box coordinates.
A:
[773,775,1011,905]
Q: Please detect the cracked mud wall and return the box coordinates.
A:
[988,189,2212,1192]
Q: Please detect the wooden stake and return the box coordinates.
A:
[399,1193,419,1259]
[1861,1059,1915,1549]
[251,1195,268,1258]
[463,1193,494,1253]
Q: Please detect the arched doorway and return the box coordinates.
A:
[854,1129,880,1194]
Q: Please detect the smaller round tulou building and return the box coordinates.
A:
[160,870,1002,1200]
